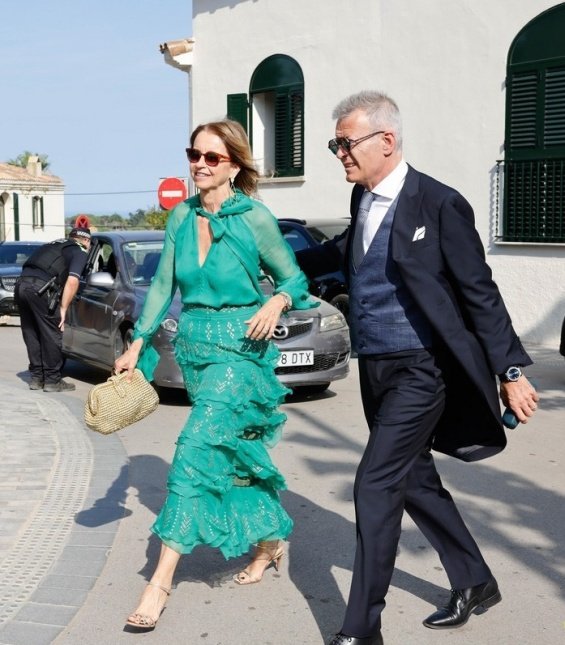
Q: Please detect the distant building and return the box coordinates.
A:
[0,156,65,242]
[163,1,565,347]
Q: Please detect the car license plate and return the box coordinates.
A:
[277,350,314,367]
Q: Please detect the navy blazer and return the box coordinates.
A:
[297,166,532,462]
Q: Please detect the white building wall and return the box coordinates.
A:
[1,189,65,242]
[190,0,564,347]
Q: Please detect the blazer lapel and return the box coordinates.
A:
[391,165,426,262]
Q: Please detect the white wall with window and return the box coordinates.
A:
[0,161,65,242]
[183,0,564,346]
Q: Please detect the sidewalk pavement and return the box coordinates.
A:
[0,338,564,645]
[0,380,128,645]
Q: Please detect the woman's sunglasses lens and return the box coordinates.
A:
[187,149,221,166]
[203,153,220,166]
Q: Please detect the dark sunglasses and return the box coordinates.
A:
[186,147,231,167]
[327,130,385,155]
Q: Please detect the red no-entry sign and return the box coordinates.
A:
[158,177,188,210]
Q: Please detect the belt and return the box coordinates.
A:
[19,276,49,286]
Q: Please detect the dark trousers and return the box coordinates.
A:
[341,350,491,638]
[16,278,63,384]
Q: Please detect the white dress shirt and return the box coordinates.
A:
[362,159,408,253]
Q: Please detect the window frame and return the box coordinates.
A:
[500,4,565,244]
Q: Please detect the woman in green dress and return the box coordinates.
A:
[115,119,317,631]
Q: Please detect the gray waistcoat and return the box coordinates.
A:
[349,198,433,355]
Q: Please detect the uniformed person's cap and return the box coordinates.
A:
[69,227,91,241]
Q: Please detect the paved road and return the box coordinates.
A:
[0,319,564,644]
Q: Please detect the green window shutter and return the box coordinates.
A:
[508,71,538,151]
[13,193,20,241]
[544,66,565,147]
[274,87,304,176]
[227,93,249,133]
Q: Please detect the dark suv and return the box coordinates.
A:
[0,241,43,315]
[277,218,349,319]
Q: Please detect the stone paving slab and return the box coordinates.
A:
[0,379,128,644]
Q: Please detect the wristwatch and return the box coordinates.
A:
[499,366,523,382]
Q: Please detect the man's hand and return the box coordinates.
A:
[58,306,68,331]
[500,376,539,424]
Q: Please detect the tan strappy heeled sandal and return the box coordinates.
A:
[233,540,285,585]
[125,582,171,631]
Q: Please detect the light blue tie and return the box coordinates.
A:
[352,190,375,270]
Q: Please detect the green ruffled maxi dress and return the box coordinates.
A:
[132,191,318,559]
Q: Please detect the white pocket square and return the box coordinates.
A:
[412,226,426,242]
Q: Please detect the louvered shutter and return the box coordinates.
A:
[227,94,249,133]
[508,71,539,151]
[274,87,304,176]
[544,67,565,147]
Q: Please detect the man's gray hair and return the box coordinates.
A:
[332,90,403,150]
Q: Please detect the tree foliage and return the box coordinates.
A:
[66,206,170,232]
[7,150,50,170]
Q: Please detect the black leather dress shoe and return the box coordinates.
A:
[328,632,383,645]
[423,576,501,629]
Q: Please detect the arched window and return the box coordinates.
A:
[501,4,565,242]
[227,54,304,178]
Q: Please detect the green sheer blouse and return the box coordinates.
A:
[133,191,318,376]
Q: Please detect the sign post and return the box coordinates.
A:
[158,177,188,211]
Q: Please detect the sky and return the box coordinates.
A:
[1,1,193,217]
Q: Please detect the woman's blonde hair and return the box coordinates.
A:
[190,120,259,196]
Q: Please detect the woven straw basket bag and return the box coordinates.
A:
[84,369,159,434]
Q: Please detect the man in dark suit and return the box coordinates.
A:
[296,91,539,645]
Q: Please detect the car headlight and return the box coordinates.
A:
[320,312,347,332]
[160,318,178,333]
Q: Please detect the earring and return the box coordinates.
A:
[229,177,235,191]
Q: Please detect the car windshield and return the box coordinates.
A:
[306,222,348,243]
[122,241,164,285]
[0,243,40,266]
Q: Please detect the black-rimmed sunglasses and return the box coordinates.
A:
[327,130,385,155]
[186,147,231,167]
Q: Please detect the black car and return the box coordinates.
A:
[277,218,349,319]
[0,241,44,315]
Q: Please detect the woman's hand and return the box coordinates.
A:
[114,338,144,382]
[245,294,287,340]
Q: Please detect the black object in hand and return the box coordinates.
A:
[502,378,538,429]
[502,407,519,429]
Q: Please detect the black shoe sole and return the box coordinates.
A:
[423,590,502,630]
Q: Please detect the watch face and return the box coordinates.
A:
[506,367,522,381]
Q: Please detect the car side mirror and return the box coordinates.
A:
[87,271,115,288]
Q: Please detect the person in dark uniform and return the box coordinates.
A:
[296,91,539,645]
[16,227,91,392]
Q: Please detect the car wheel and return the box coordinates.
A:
[114,326,134,362]
[295,382,330,395]
[329,293,349,320]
